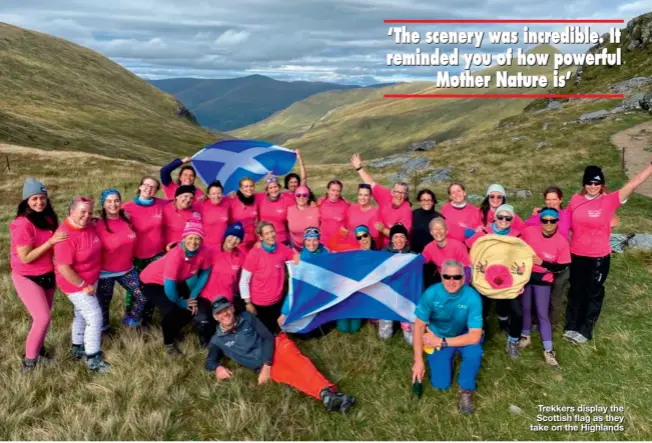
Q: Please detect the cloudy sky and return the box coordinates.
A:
[1,0,651,85]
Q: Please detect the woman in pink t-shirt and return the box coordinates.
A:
[345,184,380,244]
[318,180,350,246]
[239,221,299,334]
[564,163,652,344]
[200,222,246,306]
[287,185,320,250]
[54,196,110,373]
[198,180,231,249]
[257,175,291,245]
[439,183,482,242]
[160,156,204,200]
[229,178,259,252]
[95,189,147,331]
[351,154,413,248]
[10,178,67,373]
[162,185,202,247]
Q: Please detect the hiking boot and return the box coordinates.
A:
[321,388,355,412]
[72,344,86,359]
[506,340,520,360]
[403,330,414,346]
[544,350,561,369]
[378,320,393,340]
[339,394,356,413]
[518,335,531,349]
[21,357,38,374]
[459,389,474,414]
[165,343,183,357]
[84,353,111,373]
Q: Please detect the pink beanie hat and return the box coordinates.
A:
[182,218,204,239]
[295,185,310,195]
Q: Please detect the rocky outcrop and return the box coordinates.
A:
[625,12,652,50]
[609,77,652,93]
[419,168,453,185]
[175,100,199,125]
[408,140,437,152]
[578,110,610,122]
[367,154,412,168]
[640,91,652,110]
[388,158,433,182]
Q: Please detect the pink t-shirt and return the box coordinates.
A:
[318,198,350,246]
[257,194,290,244]
[525,208,571,241]
[521,226,571,282]
[287,205,320,250]
[484,209,526,231]
[372,184,413,248]
[422,238,471,269]
[162,182,204,201]
[54,220,102,294]
[465,226,522,249]
[243,243,294,306]
[347,204,380,243]
[197,199,230,248]
[229,197,258,249]
[439,203,482,242]
[95,217,137,273]
[9,216,55,276]
[200,247,245,302]
[281,192,296,206]
[123,199,166,259]
[568,192,622,257]
[162,202,202,246]
[140,245,210,285]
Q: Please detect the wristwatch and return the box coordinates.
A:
[441,337,448,348]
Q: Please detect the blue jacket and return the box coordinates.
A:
[205,312,274,372]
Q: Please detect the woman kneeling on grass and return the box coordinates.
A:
[10,178,67,373]
[54,196,111,373]
[140,218,213,355]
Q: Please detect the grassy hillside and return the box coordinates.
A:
[235,45,564,162]
[150,75,363,131]
[0,23,220,164]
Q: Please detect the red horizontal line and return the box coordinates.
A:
[384,19,624,24]
[384,93,624,99]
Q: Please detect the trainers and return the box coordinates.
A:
[573,333,588,344]
[165,343,183,357]
[21,357,38,374]
[378,320,393,340]
[321,387,343,411]
[544,350,561,368]
[459,389,474,414]
[563,330,581,344]
[518,335,531,349]
[84,353,111,373]
[339,394,356,413]
[403,330,414,346]
[72,344,86,359]
[506,340,520,360]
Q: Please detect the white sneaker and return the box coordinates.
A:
[378,320,393,340]
[573,332,588,344]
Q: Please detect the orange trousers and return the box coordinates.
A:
[270,333,335,400]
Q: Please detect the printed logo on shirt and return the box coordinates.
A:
[588,210,602,218]
[231,265,240,270]
[192,212,202,219]
[542,252,555,260]
[225,340,235,347]
[275,264,282,269]
[153,213,163,219]
[128,233,137,239]
[334,217,343,221]
[457,304,468,310]
[276,209,285,214]
[92,236,100,244]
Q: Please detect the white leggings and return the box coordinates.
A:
[67,285,102,355]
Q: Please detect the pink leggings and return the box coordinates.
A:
[12,272,55,359]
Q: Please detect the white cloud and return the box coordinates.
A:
[214,29,250,47]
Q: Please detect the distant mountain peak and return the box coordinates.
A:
[525,44,563,55]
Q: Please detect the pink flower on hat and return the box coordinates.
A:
[182,217,204,239]
[484,264,513,289]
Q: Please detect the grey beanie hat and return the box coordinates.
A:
[22,178,47,200]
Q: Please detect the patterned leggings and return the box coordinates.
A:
[96,269,146,329]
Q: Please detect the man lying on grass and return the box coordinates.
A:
[412,259,483,414]
[206,296,356,413]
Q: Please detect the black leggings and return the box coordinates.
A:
[482,295,523,340]
[253,298,285,335]
[566,254,610,340]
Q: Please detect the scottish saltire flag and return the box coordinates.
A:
[282,250,424,333]
[191,139,296,194]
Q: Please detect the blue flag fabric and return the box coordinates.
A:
[191,139,296,195]
[282,250,424,333]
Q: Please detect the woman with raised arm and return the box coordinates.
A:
[54,197,110,373]
[282,149,308,205]
[95,189,147,330]
[10,179,66,373]
[197,180,231,250]
[160,156,204,200]
[351,153,412,248]
[439,183,482,243]
[564,163,652,344]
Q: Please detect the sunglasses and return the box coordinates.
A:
[495,215,513,221]
[356,233,370,240]
[541,218,559,224]
[586,181,602,186]
[295,193,309,198]
[442,274,463,280]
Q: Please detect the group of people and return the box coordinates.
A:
[9,147,652,414]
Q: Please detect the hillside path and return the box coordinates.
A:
[611,120,652,198]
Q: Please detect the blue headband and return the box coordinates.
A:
[539,208,559,219]
[354,225,370,236]
[304,227,320,240]
[100,188,121,206]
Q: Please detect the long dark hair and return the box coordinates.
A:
[177,165,197,185]
[16,199,59,231]
[100,208,133,233]
[480,195,506,225]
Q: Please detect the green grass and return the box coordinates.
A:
[0,23,222,164]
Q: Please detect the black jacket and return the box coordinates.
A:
[411,208,443,253]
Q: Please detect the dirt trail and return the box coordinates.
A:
[611,120,652,198]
